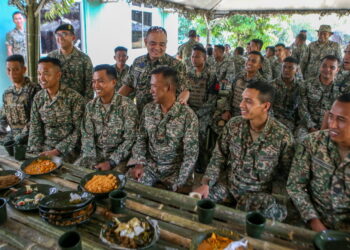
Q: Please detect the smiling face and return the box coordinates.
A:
[55,30,75,50]
[240,88,270,120]
[13,13,25,29]
[318,31,331,43]
[328,100,350,145]
[144,31,167,61]
[150,73,170,104]
[319,58,339,83]
[114,50,128,66]
[245,54,262,74]
[343,44,350,71]
[92,70,116,99]
[37,62,61,90]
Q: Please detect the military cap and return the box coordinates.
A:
[55,24,75,34]
[317,25,333,34]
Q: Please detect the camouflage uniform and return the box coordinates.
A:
[177,39,202,64]
[271,58,283,80]
[28,85,85,162]
[76,92,138,169]
[261,58,273,81]
[0,78,40,143]
[270,76,301,131]
[123,54,189,114]
[287,130,350,231]
[204,116,294,221]
[291,43,308,63]
[131,101,199,189]
[6,28,26,63]
[207,56,215,66]
[114,64,130,91]
[48,47,93,101]
[300,40,342,80]
[265,55,277,65]
[299,77,340,130]
[232,55,246,75]
[336,67,350,94]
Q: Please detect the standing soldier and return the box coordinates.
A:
[0,55,40,145]
[232,47,246,75]
[6,12,27,63]
[300,25,341,80]
[28,57,85,162]
[48,24,93,102]
[118,26,190,114]
[113,46,130,92]
[291,33,308,63]
[129,67,198,192]
[177,30,202,64]
[76,65,138,171]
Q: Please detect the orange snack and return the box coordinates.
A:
[198,233,233,250]
[84,174,118,193]
[24,159,56,175]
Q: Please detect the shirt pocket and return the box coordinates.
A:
[56,110,71,124]
[257,149,279,182]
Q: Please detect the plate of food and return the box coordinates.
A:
[190,229,253,250]
[100,216,159,249]
[8,184,59,211]
[0,170,25,190]
[39,191,94,210]
[79,171,126,199]
[21,156,62,176]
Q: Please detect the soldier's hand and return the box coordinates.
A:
[94,161,111,171]
[193,184,210,199]
[40,149,60,157]
[130,164,144,181]
[309,218,327,232]
[221,111,232,121]
[178,90,190,105]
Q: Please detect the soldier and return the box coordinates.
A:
[194,82,294,221]
[287,93,350,232]
[299,55,341,134]
[265,46,276,65]
[271,43,286,80]
[206,46,215,66]
[28,57,85,162]
[187,45,218,173]
[224,44,231,56]
[0,55,40,144]
[177,30,202,64]
[270,56,301,133]
[129,67,199,192]
[113,46,129,91]
[291,33,308,63]
[300,25,341,80]
[285,47,292,57]
[336,44,350,94]
[232,46,246,75]
[213,45,235,90]
[48,24,93,102]
[6,12,26,62]
[118,26,190,114]
[76,65,138,171]
[249,39,272,81]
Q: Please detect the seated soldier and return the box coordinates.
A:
[287,93,350,232]
[194,82,294,221]
[27,57,85,162]
[129,67,199,192]
[0,54,40,145]
[336,43,350,94]
[76,64,138,171]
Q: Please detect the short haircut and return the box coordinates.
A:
[266,46,275,53]
[114,46,127,53]
[146,26,167,37]
[207,47,213,56]
[214,44,225,53]
[38,57,61,69]
[192,45,206,55]
[6,54,25,65]
[283,56,299,65]
[275,43,286,48]
[285,47,291,50]
[251,39,264,50]
[93,64,117,80]
[321,55,340,64]
[300,29,307,33]
[12,11,25,19]
[225,44,231,48]
[235,47,244,55]
[246,81,275,105]
[296,33,306,41]
[248,51,264,63]
[150,66,178,90]
[337,93,350,103]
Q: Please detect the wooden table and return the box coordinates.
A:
[0,147,316,250]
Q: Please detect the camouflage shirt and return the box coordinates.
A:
[132,101,199,187]
[271,58,283,80]
[79,92,138,168]
[6,28,26,62]
[177,39,202,62]
[48,47,93,101]
[270,76,301,131]
[123,54,189,114]
[213,56,236,90]
[232,55,246,76]
[28,84,85,155]
[261,58,273,81]
[335,67,350,94]
[0,77,40,139]
[205,116,294,195]
[291,43,308,63]
[299,77,340,129]
[113,64,130,91]
[300,40,342,80]
[287,130,350,229]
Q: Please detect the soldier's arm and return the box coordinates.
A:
[109,101,139,165]
[55,94,85,155]
[28,97,44,153]
[118,64,135,97]
[80,103,97,160]
[84,56,94,101]
[5,33,13,56]
[279,131,295,181]
[131,109,148,165]
[287,142,320,223]
[175,111,199,188]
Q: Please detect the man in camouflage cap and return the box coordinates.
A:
[129,67,199,192]
[0,55,40,145]
[288,93,350,232]
[335,43,350,94]
[48,23,93,102]
[6,12,27,63]
[76,64,138,171]
[28,57,85,162]
[177,30,202,64]
[300,25,341,80]
[118,26,190,114]
[194,81,294,221]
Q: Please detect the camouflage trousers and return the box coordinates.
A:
[208,182,287,222]
[198,115,211,170]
